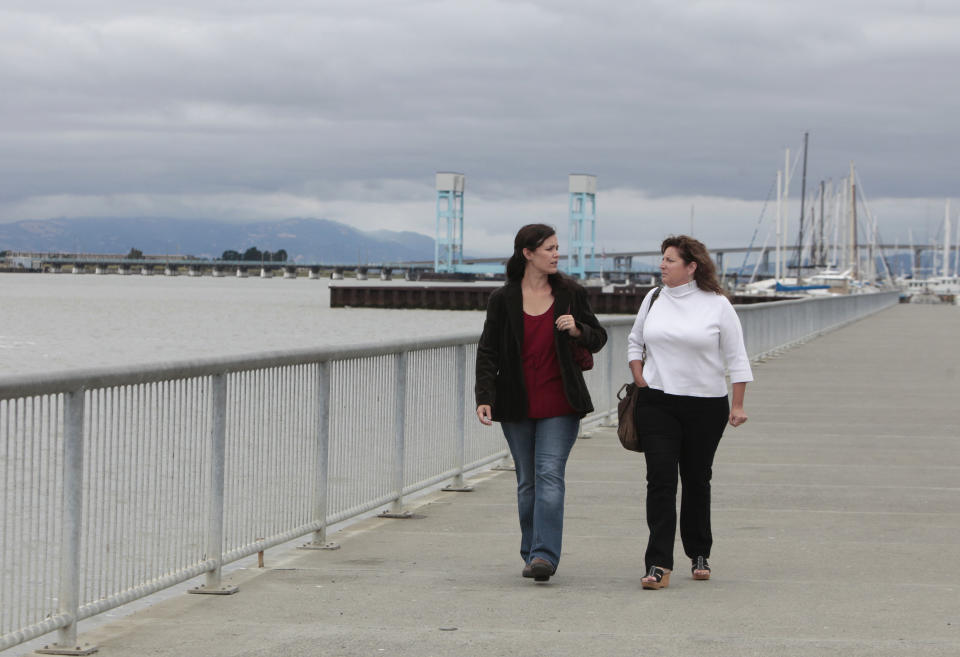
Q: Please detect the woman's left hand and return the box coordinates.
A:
[729,406,748,427]
[555,314,581,338]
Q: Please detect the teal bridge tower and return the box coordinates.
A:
[568,174,597,279]
[434,172,465,274]
[434,171,503,275]
[432,172,599,277]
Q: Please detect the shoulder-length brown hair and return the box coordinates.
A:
[661,235,728,297]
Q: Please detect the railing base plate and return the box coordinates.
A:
[298,541,341,550]
[491,464,515,471]
[36,644,98,656]
[187,583,239,595]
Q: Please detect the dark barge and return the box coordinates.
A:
[330,284,792,313]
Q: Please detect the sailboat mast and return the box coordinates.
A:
[776,170,782,281]
[832,181,841,267]
[783,148,791,281]
[818,180,825,266]
[849,161,858,279]
[944,199,951,277]
[908,228,915,277]
[954,202,960,277]
[795,132,809,281]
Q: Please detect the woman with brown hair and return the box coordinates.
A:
[626,235,752,589]
[475,223,607,582]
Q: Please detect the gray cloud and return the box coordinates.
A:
[1,0,958,250]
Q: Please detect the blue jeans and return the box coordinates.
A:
[500,415,580,569]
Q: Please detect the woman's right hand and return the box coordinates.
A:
[634,376,648,388]
[476,404,493,425]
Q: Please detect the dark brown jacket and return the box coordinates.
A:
[474,279,607,422]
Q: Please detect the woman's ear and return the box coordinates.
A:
[522,248,532,262]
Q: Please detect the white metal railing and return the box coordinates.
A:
[0,291,899,654]
[734,291,901,359]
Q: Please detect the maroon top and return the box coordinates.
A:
[522,303,575,419]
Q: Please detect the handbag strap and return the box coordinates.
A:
[640,287,662,363]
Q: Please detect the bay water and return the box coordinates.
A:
[0,274,492,377]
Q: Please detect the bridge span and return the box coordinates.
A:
[9,240,952,280]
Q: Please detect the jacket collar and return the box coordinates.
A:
[552,283,573,319]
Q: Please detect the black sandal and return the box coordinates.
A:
[641,566,670,589]
[692,556,711,580]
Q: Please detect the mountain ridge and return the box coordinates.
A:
[0,217,437,264]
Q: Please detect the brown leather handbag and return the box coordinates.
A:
[616,287,662,452]
[617,383,643,451]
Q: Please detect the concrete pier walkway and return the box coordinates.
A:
[51,305,960,656]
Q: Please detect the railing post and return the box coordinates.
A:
[602,335,617,425]
[37,390,98,655]
[189,374,238,595]
[301,361,339,549]
[443,345,473,492]
[380,352,411,518]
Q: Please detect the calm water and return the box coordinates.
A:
[0,274,493,377]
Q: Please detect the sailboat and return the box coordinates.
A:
[740,142,886,297]
[898,200,959,302]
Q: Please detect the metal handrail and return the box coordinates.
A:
[0,335,483,400]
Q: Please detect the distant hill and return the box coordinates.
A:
[0,217,437,264]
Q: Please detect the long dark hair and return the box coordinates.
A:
[505,223,551,279]
[661,235,727,297]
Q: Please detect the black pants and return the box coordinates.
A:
[636,388,729,571]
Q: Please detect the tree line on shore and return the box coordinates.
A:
[120,247,288,262]
[0,247,290,262]
[220,247,288,262]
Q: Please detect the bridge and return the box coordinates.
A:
[29,256,407,280]
[3,296,956,656]
[18,240,954,281]
[421,242,960,277]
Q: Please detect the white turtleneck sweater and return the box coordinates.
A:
[627,281,753,397]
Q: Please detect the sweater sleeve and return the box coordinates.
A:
[626,288,656,363]
[474,290,501,406]
[718,298,753,383]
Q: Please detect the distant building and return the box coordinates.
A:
[1,253,42,270]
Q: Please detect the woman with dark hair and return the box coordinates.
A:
[475,223,607,582]
[627,235,752,589]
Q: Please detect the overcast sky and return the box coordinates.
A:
[1,0,957,256]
